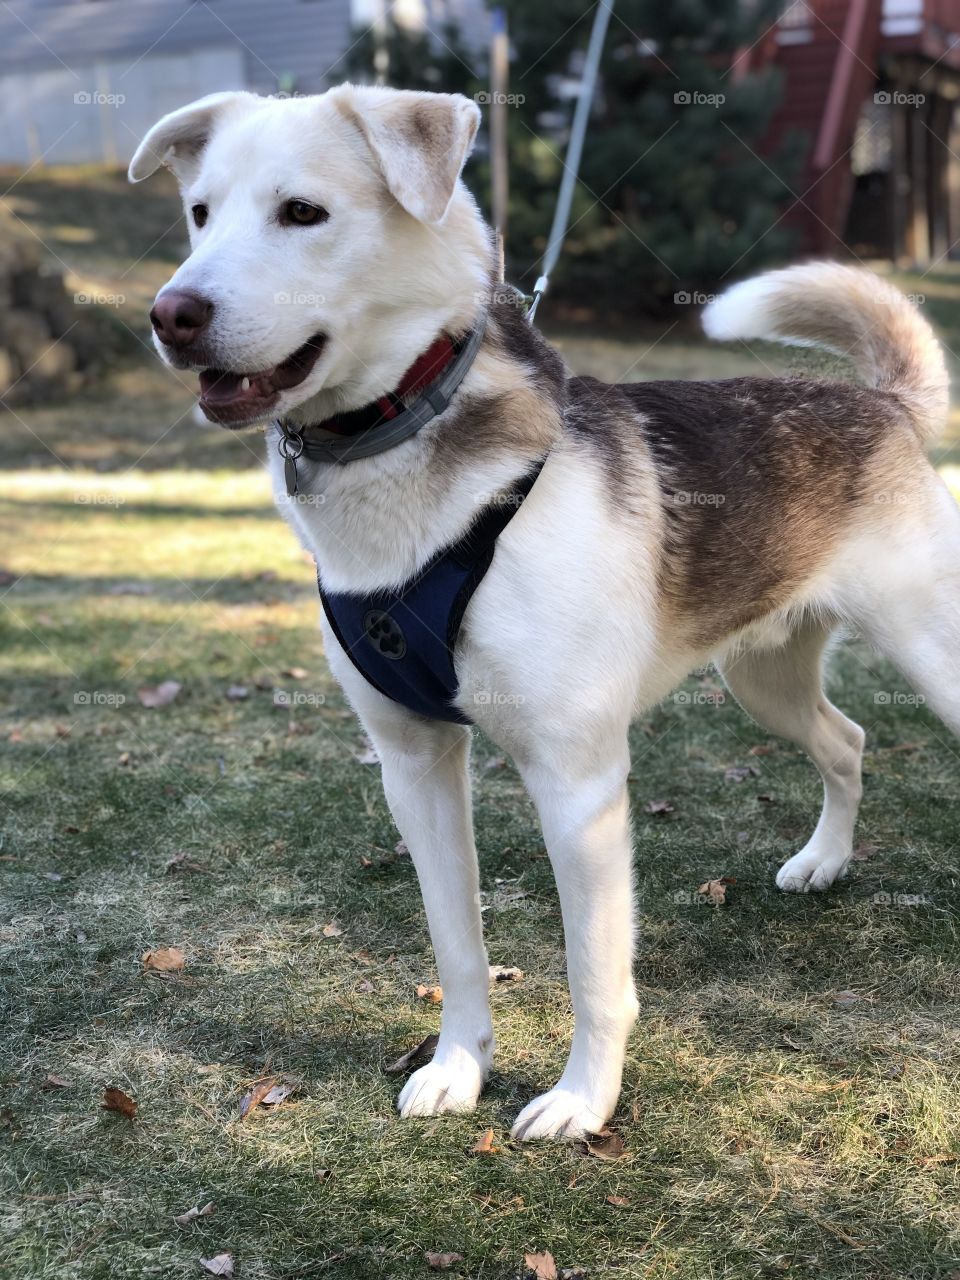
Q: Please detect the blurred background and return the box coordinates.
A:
[4,0,960,432]
[3,8,960,1276]
[2,0,960,461]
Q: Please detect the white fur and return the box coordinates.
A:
[129,86,487,428]
[131,88,960,1141]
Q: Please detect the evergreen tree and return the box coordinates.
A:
[499,0,803,311]
[339,2,803,315]
[339,16,483,99]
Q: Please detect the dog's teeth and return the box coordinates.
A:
[240,377,251,393]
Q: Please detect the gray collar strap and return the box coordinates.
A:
[274,314,487,488]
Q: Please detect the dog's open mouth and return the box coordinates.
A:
[198,333,326,425]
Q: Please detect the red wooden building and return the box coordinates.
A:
[739,0,960,264]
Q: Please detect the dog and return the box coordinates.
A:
[129,85,955,1140]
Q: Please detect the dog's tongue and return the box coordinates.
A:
[198,336,326,407]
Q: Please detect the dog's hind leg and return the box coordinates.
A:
[854,490,960,738]
[511,741,639,1140]
[719,617,865,893]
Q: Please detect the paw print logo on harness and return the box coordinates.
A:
[363,610,407,660]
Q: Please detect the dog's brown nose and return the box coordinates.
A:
[150,290,213,348]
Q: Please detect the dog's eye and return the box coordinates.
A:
[191,204,208,228]
[282,199,328,227]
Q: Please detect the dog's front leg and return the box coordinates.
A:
[512,750,639,1140]
[375,720,494,1118]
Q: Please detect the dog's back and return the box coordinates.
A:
[556,264,947,648]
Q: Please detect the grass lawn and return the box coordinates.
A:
[1,169,959,1280]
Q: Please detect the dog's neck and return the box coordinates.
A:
[268,295,567,594]
[297,331,462,439]
[276,322,485,472]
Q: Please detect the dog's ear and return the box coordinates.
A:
[331,85,480,224]
[128,92,255,183]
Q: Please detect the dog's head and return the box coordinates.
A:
[129,85,488,427]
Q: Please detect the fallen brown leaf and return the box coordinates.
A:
[416,983,443,1003]
[698,877,734,905]
[583,1129,626,1161]
[261,1078,299,1107]
[833,990,860,1008]
[852,842,879,862]
[101,1087,137,1119]
[239,1078,276,1119]
[137,680,182,709]
[142,946,185,973]
[425,1253,463,1271]
[42,1073,72,1090]
[165,852,212,876]
[471,1127,499,1155]
[174,1201,216,1228]
[525,1251,558,1279]
[724,764,760,783]
[281,665,308,679]
[489,965,523,983]
[385,1034,439,1074]
[606,1194,630,1207]
[200,1253,234,1276]
[322,921,343,938]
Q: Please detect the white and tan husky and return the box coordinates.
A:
[130,85,954,1139]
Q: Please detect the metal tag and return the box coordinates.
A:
[284,453,298,497]
[278,427,304,497]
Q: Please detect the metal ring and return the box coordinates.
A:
[279,432,304,460]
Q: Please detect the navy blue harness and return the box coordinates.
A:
[319,461,544,724]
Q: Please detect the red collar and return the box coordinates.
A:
[315,334,458,437]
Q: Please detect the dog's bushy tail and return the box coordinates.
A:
[702,262,949,446]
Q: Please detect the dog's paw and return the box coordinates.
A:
[510,1087,610,1142]
[397,1056,484,1119]
[777,848,849,893]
